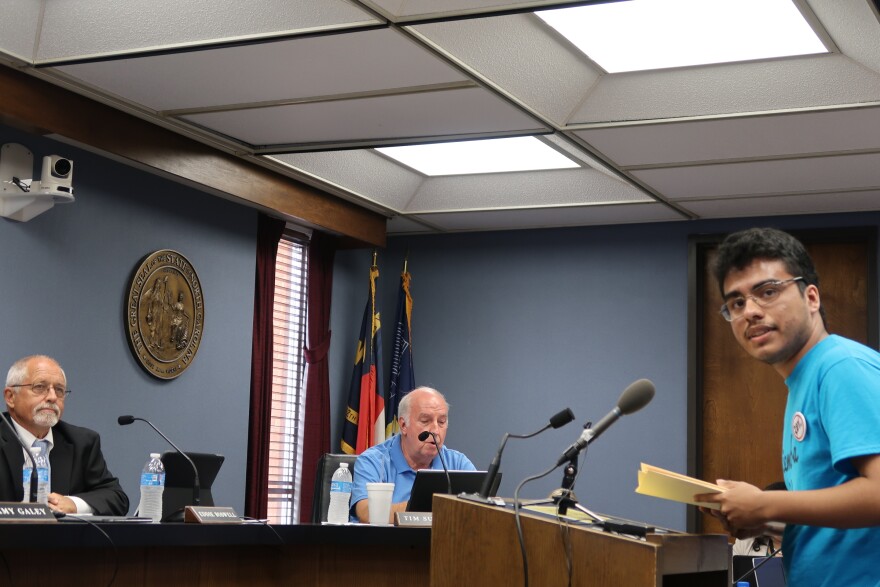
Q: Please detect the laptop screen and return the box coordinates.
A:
[406,470,500,512]
[753,556,786,587]
[732,555,787,587]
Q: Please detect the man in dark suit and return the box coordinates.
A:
[1,355,129,515]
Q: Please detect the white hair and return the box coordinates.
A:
[6,355,66,389]
[398,386,448,425]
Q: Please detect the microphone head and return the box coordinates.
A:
[549,408,575,429]
[616,379,655,415]
[118,415,135,425]
[418,431,431,442]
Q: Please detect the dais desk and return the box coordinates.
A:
[0,522,430,587]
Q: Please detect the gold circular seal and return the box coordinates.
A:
[125,250,204,380]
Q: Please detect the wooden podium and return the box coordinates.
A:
[430,496,728,587]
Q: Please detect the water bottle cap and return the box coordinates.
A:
[150,453,161,458]
[340,463,349,468]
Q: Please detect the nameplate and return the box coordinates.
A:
[395,512,432,527]
[184,506,242,524]
[0,502,57,523]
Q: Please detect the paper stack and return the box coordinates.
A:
[635,463,724,509]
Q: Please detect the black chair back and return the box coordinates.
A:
[311,453,358,523]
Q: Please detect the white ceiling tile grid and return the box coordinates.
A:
[4,0,880,235]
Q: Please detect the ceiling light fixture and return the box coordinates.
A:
[376,136,579,176]
[536,0,828,74]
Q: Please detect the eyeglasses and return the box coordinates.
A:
[9,382,71,399]
[720,277,804,322]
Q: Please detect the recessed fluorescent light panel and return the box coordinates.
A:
[376,137,579,176]
[536,0,828,73]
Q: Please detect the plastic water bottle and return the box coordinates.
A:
[22,448,50,504]
[327,462,352,524]
[138,453,166,522]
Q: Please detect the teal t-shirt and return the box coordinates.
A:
[782,335,880,586]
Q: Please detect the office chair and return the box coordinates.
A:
[310,453,357,523]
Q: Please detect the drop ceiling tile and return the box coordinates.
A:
[571,54,880,124]
[683,190,880,218]
[36,0,378,62]
[181,87,546,147]
[362,0,570,20]
[809,0,880,74]
[631,153,880,200]
[269,150,425,212]
[54,28,468,111]
[411,203,686,232]
[411,13,600,126]
[0,0,42,62]
[577,106,880,167]
[387,215,438,234]
[405,168,649,212]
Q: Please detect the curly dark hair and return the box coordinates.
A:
[712,227,825,322]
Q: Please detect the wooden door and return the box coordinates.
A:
[691,230,876,534]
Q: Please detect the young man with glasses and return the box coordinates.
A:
[1,355,129,515]
[695,228,880,586]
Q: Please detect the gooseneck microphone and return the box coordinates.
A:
[555,379,655,466]
[0,413,39,503]
[118,415,201,516]
[479,407,575,499]
[419,430,452,494]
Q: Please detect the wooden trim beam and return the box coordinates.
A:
[0,65,386,247]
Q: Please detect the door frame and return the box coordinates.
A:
[686,227,878,532]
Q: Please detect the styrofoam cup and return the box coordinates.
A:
[366,482,395,525]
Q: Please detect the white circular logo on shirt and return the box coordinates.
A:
[792,412,807,442]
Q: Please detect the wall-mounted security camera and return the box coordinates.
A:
[0,143,75,221]
[35,155,74,202]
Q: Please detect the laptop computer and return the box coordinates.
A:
[160,451,225,522]
[406,470,501,512]
[732,555,787,587]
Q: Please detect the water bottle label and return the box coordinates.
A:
[330,480,352,493]
[141,472,166,486]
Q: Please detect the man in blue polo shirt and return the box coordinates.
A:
[351,386,474,523]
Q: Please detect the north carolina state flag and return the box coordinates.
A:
[341,261,384,454]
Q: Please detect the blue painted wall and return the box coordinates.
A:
[329,214,880,531]
[0,124,257,514]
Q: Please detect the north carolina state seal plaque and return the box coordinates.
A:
[126,250,204,380]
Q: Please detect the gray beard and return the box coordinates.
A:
[33,409,59,428]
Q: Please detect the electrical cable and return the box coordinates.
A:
[10,177,31,192]
[732,544,784,585]
[64,514,119,587]
[552,451,588,587]
[513,462,561,587]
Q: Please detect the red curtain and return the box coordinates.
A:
[244,214,285,519]
[298,231,337,522]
